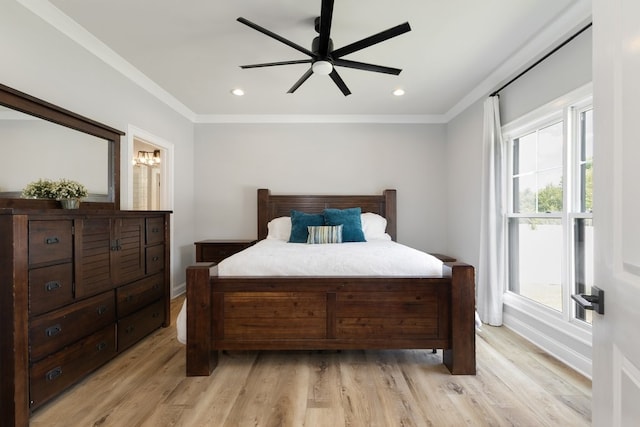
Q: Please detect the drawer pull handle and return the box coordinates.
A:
[96,342,107,352]
[45,236,59,245]
[96,305,108,315]
[152,256,160,262]
[46,367,63,382]
[152,283,160,290]
[45,281,62,292]
[152,311,160,318]
[152,227,160,233]
[125,295,134,303]
[125,325,135,334]
[45,324,62,337]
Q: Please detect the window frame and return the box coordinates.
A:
[502,84,593,332]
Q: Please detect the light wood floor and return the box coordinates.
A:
[30,296,591,427]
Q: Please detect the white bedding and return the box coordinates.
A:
[176,239,444,343]
[218,239,443,276]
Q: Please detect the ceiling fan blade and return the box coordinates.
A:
[287,68,314,93]
[333,58,402,75]
[331,22,411,58]
[241,59,312,69]
[329,69,352,96]
[317,0,335,56]
[237,17,315,58]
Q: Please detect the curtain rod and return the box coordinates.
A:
[490,22,592,97]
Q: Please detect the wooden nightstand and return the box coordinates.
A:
[194,239,257,263]
[431,253,457,262]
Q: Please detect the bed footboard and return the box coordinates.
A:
[186,263,476,376]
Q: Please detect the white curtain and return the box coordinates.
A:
[478,96,506,326]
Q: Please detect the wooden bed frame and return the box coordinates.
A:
[186,189,476,376]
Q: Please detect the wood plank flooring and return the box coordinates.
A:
[30,296,591,427]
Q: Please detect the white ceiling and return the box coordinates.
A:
[34,0,589,121]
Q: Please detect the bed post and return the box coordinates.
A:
[257,188,270,240]
[383,189,397,241]
[442,263,476,375]
[186,263,218,376]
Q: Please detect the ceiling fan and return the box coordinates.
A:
[237,0,411,96]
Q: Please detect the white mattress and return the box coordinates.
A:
[176,239,444,343]
[218,239,443,276]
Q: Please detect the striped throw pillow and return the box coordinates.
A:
[307,225,343,244]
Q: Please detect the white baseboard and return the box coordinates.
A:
[503,305,592,379]
[171,281,186,299]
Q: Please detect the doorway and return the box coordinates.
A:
[132,138,162,210]
[125,125,173,212]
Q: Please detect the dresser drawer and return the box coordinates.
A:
[30,291,115,361]
[30,325,116,410]
[145,217,165,245]
[116,273,164,318]
[29,263,74,316]
[29,220,73,266]
[117,300,165,351]
[145,244,164,275]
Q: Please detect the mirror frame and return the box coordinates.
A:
[0,83,123,210]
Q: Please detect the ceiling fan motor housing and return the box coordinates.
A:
[312,36,333,61]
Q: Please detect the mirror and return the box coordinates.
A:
[0,83,122,209]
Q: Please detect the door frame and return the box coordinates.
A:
[124,124,175,295]
[125,125,174,212]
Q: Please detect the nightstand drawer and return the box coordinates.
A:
[195,239,256,263]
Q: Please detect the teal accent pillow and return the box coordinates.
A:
[323,207,366,242]
[307,225,343,244]
[288,210,325,243]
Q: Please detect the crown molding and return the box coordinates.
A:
[20,0,592,125]
[17,0,197,121]
[444,0,593,122]
[193,114,447,124]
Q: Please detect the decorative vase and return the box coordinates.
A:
[60,199,80,209]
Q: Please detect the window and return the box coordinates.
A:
[504,91,593,325]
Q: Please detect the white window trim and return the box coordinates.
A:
[501,83,594,377]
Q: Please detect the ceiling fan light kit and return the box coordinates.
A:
[312,60,333,75]
[237,0,411,96]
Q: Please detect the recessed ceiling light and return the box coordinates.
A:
[231,88,245,96]
[393,89,405,96]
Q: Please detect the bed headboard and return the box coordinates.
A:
[257,188,397,241]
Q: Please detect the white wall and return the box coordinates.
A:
[445,99,484,267]
[500,26,592,125]
[0,2,196,292]
[194,123,448,254]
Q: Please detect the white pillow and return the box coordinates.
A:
[266,216,292,241]
[361,212,391,241]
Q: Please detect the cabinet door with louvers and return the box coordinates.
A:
[74,217,112,299]
[110,217,145,285]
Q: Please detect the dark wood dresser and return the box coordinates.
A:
[0,209,171,425]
